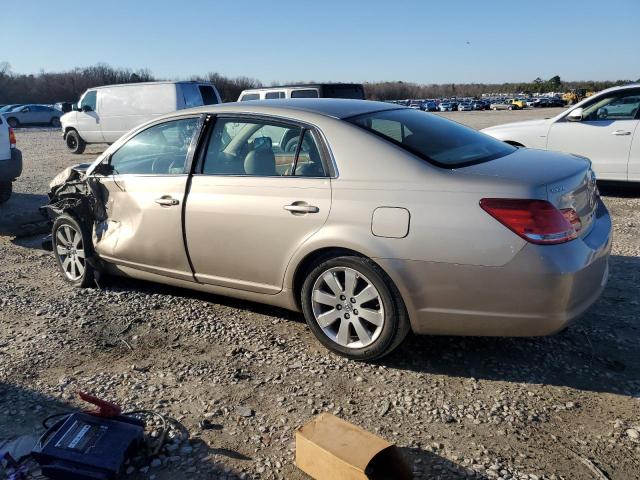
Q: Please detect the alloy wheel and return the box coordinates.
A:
[55,224,86,281]
[311,267,384,348]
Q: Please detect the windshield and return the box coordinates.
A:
[346,108,516,168]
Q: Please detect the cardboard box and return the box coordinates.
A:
[295,413,412,480]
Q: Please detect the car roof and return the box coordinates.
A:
[179,99,402,120]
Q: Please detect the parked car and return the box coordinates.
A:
[408,100,423,110]
[547,97,565,107]
[1,104,62,128]
[457,102,473,111]
[471,100,486,110]
[44,99,611,360]
[54,102,74,113]
[422,100,438,112]
[438,102,454,112]
[238,84,365,101]
[61,81,221,154]
[511,99,528,109]
[0,116,22,203]
[490,99,520,110]
[482,84,640,182]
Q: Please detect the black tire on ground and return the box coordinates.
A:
[50,117,61,128]
[6,117,18,128]
[0,181,12,204]
[52,214,95,288]
[65,130,86,154]
[301,255,411,361]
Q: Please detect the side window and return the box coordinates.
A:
[198,85,218,105]
[79,91,97,111]
[181,84,202,108]
[240,93,260,101]
[202,118,303,176]
[293,130,327,177]
[265,91,285,99]
[290,89,319,98]
[368,118,411,143]
[582,92,640,121]
[110,118,200,175]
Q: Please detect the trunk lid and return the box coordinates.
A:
[461,148,599,236]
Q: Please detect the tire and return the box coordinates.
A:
[52,214,95,288]
[65,130,86,154]
[301,255,410,361]
[6,117,18,128]
[0,181,12,204]
[50,117,61,128]
[508,106,513,110]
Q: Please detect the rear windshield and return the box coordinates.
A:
[346,108,516,168]
[323,85,365,99]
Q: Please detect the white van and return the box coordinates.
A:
[238,83,365,102]
[61,81,221,153]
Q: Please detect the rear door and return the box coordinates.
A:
[185,115,332,294]
[93,116,203,281]
[547,89,640,181]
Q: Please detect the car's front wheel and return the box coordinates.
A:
[301,255,410,361]
[6,117,18,128]
[65,130,86,154]
[52,214,95,287]
[50,117,61,128]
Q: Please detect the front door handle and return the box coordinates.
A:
[611,130,631,136]
[155,196,180,207]
[284,203,319,214]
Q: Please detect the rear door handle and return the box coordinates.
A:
[611,130,631,136]
[284,203,319,214]
[155,196,180,207]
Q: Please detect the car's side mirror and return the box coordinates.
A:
[93,161,114,176]
[81,105,93,112]
[566,107,584,122]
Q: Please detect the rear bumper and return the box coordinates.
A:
[377,199,612,336]
[0,148,22,181]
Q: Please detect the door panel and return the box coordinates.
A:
[547,119,637,181]
[94,175,193,280]
[185,176,331,294]
[629,128,640,182]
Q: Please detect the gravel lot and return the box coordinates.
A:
[1,109,639,480]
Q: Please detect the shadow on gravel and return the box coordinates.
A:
[383,254,640,397]
[0,193,49,237]
[401,446,488,479]
[0,383,252,479]
[598,181,640,198]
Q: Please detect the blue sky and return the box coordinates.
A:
[2,0,639,84]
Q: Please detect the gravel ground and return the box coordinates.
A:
[1,110,639,480]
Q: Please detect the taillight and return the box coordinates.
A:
[480,198,578,245]
[560,208,582,234]
[8,127,16,148]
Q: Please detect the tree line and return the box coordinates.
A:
[0,62,636,104]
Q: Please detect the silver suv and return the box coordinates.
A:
[0,117,21,203]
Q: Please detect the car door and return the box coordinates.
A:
[93,116,203,281]
[76,90,104,142]
[546,89,640,181]
[185,116,332,294]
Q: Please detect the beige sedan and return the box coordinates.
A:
[45,99,611,360]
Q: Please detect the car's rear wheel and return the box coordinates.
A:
[65,130,86,154]
[50,117,61,128]
[301,255,410,361]
[52,214,95,287]
[0,181,12,204]
[6,117,18,128]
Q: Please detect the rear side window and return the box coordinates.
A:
[240,93,260,101]
[198,85,218,105]
[265,91,285,99]
[290,89,319,98]
[346,108,516,168]
[182,84,203,108]
[110,118,200,175]
[323,85,365,99]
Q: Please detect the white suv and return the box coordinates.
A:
[482,84,640,182]
[0,117,21,203]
